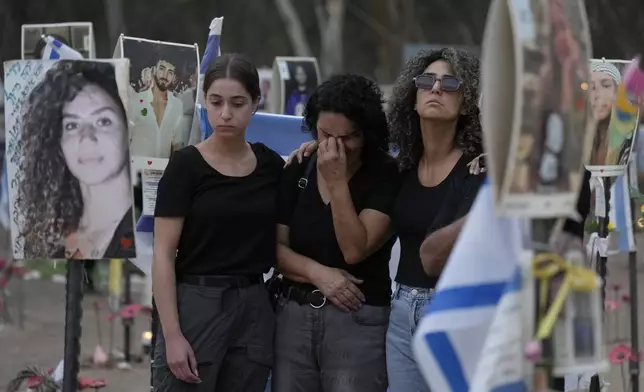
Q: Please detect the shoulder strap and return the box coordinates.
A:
[297,153,317,192]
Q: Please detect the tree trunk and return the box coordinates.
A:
[274,0,313,57]
[370,0,400,82]
[317,0,346,78]
[104,0,126,52]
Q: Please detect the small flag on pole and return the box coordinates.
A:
[609,173,635,253]
[41,35,84,60]
[198,17,223,141]
[0,165,10,230]
[412,179,523,392]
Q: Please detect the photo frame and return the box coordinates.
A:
[481,0,594,218]
[114,35,200,160]
[269,57,321,115]
[3,58,136,260]
[586,59,640,177]
[21,22,95,60]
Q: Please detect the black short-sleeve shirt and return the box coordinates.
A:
[392,154,485,289]
[154,143,284,277]
[278,154,402,306]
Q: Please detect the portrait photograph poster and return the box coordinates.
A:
[586,59,640,177]
[3,59,137,260]
[270,56,321,115]
[115,36,200,160]
[21,22,95,60]
[481,0,593,218]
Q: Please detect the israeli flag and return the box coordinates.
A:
[41,35,84,60]
[608,174,635,253]
[198,17,223,141]
[412,180,523,392]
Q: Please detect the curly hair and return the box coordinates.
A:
[14,60,126,258]
[388,48,483,171]
[303,74,389,162]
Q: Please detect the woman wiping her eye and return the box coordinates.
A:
[272,74,400,392]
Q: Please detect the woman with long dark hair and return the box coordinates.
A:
[15,60,135,261]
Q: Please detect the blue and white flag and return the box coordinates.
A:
[412,180,523,392]
[198,17,223,141]
[609,174,635,253]
[41,35,84,60]
[0,163,10,230]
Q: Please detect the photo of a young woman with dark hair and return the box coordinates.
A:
[5,59,136,260]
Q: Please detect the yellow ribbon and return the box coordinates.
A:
[532,253,599,340]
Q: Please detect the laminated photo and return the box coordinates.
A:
[482,0,594,218]
[586,59,640,177]
[21,22,95,60]
[270,57,321,115]
[115,36,200,159]
[3,59,136,260]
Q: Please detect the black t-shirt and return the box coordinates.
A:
[392,154,485,289]
[154,143,284,277]
[277,154,402,306]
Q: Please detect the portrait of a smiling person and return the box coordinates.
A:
[13,60,136,260]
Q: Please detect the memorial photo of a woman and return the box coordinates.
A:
[13,60,135,259]
[589,60,621,166]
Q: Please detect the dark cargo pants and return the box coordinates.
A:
[271,296,389,392]
[153,282,275,392]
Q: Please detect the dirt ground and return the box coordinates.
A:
[0,276,150,391]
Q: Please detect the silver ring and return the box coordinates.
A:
[309,289,327,309]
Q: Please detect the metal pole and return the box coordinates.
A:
[590,178,612,392]
[62,261,85,392]
[597,178,611,305]
[628,199,640,392]
[123,261,132,363]
[151,300,157,391]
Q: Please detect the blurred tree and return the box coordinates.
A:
[275,0,347,78]
[1,0,643,83]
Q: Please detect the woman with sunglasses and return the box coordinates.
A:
[387,48,484,392]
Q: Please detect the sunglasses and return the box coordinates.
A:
[414,73,461,92]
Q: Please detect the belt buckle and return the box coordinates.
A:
[309,289,327,309]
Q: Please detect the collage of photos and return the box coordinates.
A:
[21,22,95,60]
[587,59,640,176]
[118,37,199,159]
[272,57,321,115]
[3,59,136,260]
[502,0,592,216]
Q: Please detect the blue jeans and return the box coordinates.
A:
[386,283,433,392]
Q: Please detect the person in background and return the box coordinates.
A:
[387,48,484,392]
[273,74,399,391]
[152,53,283,392]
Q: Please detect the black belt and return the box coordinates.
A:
[178,275,262,288]
[281,282,327,308]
